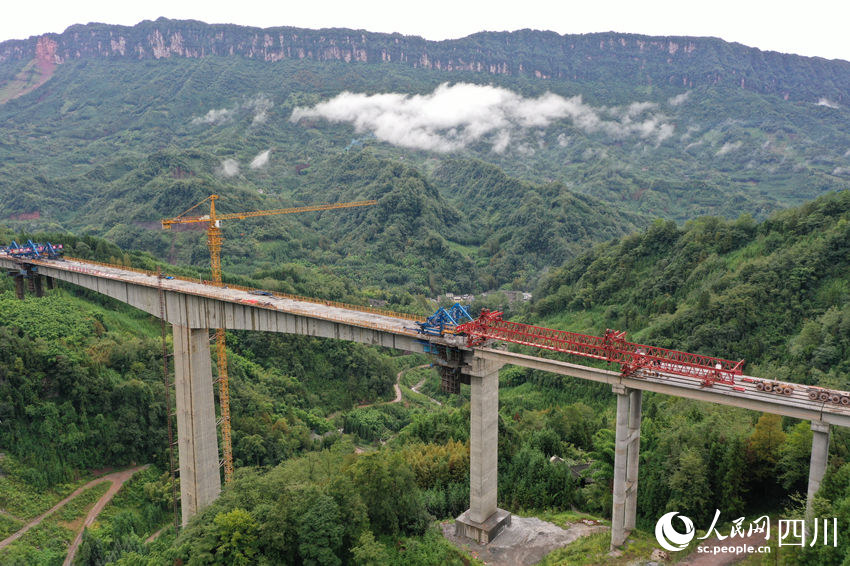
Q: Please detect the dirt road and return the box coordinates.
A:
[62,465,149,566]
[356,364,432,409]
[411,372,442,405]
[0,465,147,562]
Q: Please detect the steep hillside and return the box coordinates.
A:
[534,189,850,389]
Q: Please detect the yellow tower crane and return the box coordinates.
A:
[162,194,378,483]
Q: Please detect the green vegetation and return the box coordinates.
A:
[538,531,652,565]
[56,482,110,522]
[0,457,79,521]
[74,467,176,566]
[1,195,849,564]
[535,190,850,387]
[1,21,850,565]
[2,23,850,299]
[0,520,74,566]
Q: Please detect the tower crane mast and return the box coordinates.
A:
[162,194,377,482]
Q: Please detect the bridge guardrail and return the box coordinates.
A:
[29,257,424,337]
[62,257,424,322]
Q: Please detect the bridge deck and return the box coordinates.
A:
[2,255,848,428]
[14,257,423,337]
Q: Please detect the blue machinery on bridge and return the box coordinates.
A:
[2,253,848,549]
[1,240,64,260]
[415,302,473,336]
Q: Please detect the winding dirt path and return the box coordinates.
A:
[145,525,168,544]
[341,363,432,412]
[0,465,147,561]
[391,369,404,403]
[411,372,442,406]
[62,465,148,566]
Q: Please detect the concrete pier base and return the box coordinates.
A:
[806,420,830,521]
[611,385,642,549]
[173,325,221,526]
[455,356,511,542]
[455,508,512,544]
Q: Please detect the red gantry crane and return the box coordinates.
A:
[455,309,746,388]
[448,308,849,402]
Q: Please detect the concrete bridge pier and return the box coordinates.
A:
[172,325,221,526]
[611,385,642,549]
[13,274,25,300]
[806,420,831,521]
[455,356,511,543]
[32,274,44,297]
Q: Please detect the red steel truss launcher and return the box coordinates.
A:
[455,309,745,387]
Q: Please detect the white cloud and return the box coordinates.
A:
[716,141,743,156]
[248,95,274,124]
[250,149,271,169]
[668,92,691,106]
[833,166,850,176]
[290,82,674,153]
[219,158,240,177]
[192,108,235,125]
[192,94,274,126]
[680,125,700,142]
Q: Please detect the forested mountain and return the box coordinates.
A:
[534,189,850,388]
[3,19,850,100]
[1,19,850,295]
[526,189,850,565]
[3,194,849,566]
[2,18,850,566]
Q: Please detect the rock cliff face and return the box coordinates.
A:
[1,18,849,102]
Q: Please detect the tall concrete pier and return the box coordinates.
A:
[455,356,511,543]
[806,420,831,521]
[610,385,642,549]
[173,325,221,526]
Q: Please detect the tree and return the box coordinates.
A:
[748,413,786,472]
[668,447,712,523]
[349,451,429,536]
[296,491,343,566]
[777,421,813,492]
[239,434,266,467]
[747,413,787,497]
[211,508,259,566]
[350,531,388,566]
[585,428,615,514]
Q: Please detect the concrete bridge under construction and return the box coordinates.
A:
[3,256,849,549]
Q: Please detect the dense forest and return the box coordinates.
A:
[3,21,850,256]
[2,192,850,565]
[2,19,850,566]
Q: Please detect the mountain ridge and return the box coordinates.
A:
[2,18,849,103]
